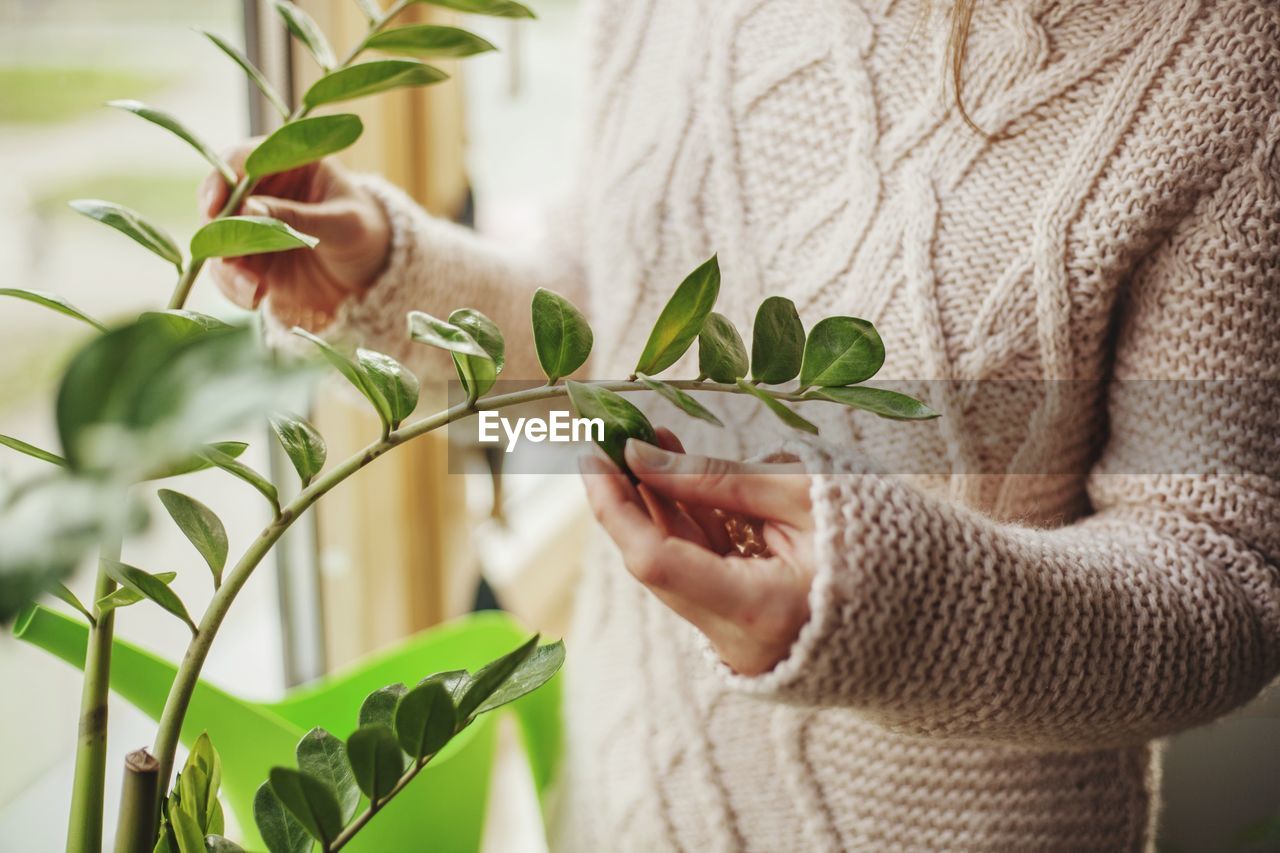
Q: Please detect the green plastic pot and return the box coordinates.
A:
[14,605,562,852]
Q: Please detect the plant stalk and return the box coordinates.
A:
[330,756,430,851]
[113,749,161,853]
[65,538,122,853]
[149,378,807,781]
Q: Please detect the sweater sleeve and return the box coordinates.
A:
[263,174,586,380]
[717,129,1280,747]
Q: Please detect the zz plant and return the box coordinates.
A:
[0,1,936,852]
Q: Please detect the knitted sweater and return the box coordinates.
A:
[280,0,1280,849]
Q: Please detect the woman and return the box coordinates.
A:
[206,0,1280,848]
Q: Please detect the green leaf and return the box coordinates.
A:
[139,311,233,336]
[245,114,364,179]
[365,24,496,58]
[407,311,488,357]
[273,0,336,69]
[635,374,722,427]
[296,728,360,823]
[199,29,290,119]
[346,725,404,802]
[304,60,448,109]
[359,683,408,729]
[735,379,818,434]
[448,308,503,400]
[751,296,805,384]
[190,216,318,260]
[420,669,469,700]
[473,640,565,716]
[203,837,246,853]
[293,328,392,427]
[186,732,224,832]
[108,100,235,184]
[0,433,67,467]
[200,447,280,514]
[0,288,105,331]
[799,316,885,388]
[411,0,536,18]
[455,634,538,720]
[357,349,419,427]
[697,312,748,383]
[531,288,592,383]
[167,798,205,853]
[803,386,939,420]
[394,680,456,759]
[565,381,656,471]
[68,199,183,271]
[148,441,248,481]
[353,0,382,23]
[158,489,228,586]
[96,571,177,615]
[269,414,327,487]
[253,781,313,853]
[268,767,343,847]
[51,583,95,625]
[101,559,196,632]
[634,255,720,377]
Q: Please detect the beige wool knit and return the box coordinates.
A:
[271,0,1280,849]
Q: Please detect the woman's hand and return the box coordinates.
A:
[200,144,391,331]
[580,428,816,676]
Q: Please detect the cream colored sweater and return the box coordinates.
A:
[280,0,1280,849]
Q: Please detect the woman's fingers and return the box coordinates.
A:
[624,439,811,526]
[211,258,264,309]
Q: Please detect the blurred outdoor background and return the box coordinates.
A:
[0,1,1276,851]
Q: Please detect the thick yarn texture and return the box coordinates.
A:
[269,0,1280,849]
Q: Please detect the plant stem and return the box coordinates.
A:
[330,756,430,851]
[65,538,122,853]
[113,750,161,853]
[149,377,807,782]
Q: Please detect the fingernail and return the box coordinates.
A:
[578,454,604,475]
[243,197,269,217]
[627,439,671,470]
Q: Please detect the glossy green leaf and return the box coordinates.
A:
[186,732,224,831]
[635,374,722,427]
[0,433,67,467]
[204,837,246,853]
[473,640,565,716]
[804,386,939,420]
[102,558,196,633]
[269,414,326,486]
[359,683,408,729]
[634,255,720,376]
[357,349,419,427]
[68,199,183,271]
[411,0,536,18]
[799,316,885,388]
[107,100,236,184]
[200,447,280,514]
[735,379,818,434]
[245,114,364,179]
[304,60,448,109]
[448,308,503,400]
[190,216,318,260]
[293,328,393,427]
[167,798,205,853]
[158,489,228,585]
[51,583,94,625]
[253,781,312,853]
[697,312,748,383]
[0,288,105,331]
[268,767,343,847]
[296,728,360,823]
[346,725,404,802]
[96,571,177,616]
[750,296,805,384]
[531,287,592,383]
[199,29,290,119]
[365,24,496,57]
[139,310,232,336]
[565,381,656,471]
[394,680,456,759]
[407,311,488,358]
[455,634,538,720]
[420,669,470,700]
[273,0,336,69]
[148,442,248,481]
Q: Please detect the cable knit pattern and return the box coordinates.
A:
[275,0,1280,849]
